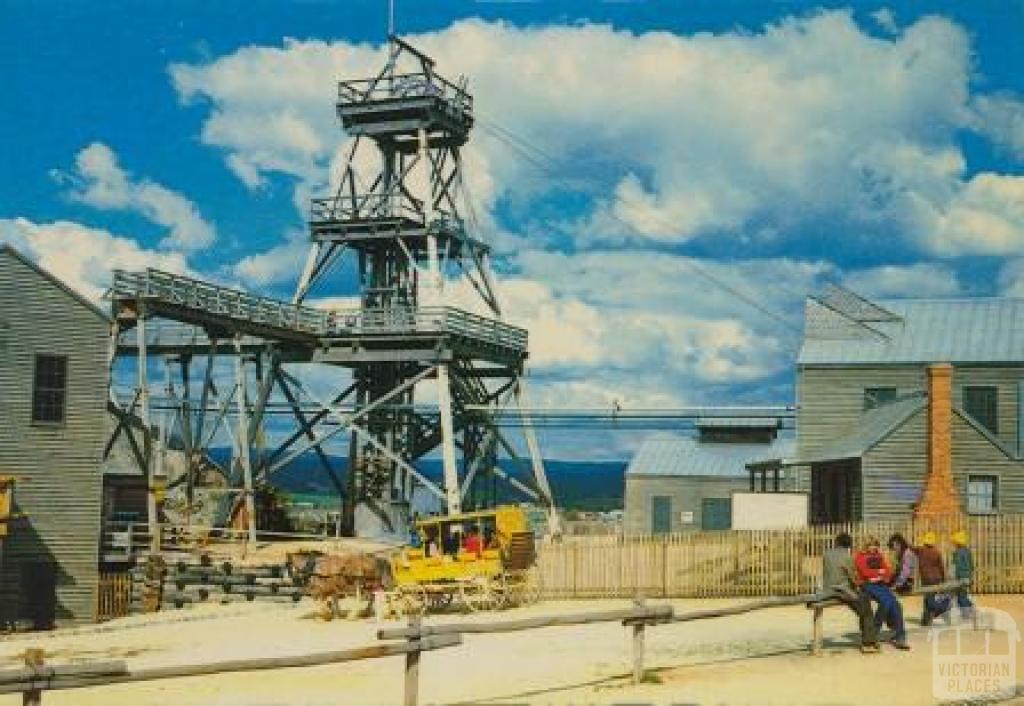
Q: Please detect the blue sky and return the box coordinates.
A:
[2,1,1024,458]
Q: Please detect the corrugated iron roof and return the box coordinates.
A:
[799,297,1024,365]
[626,434,795,478]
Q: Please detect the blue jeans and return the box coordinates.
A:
[923,593,951,623]
[864,582,906,641]
[956,588,974,616]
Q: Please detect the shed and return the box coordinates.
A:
[623,433,794,534]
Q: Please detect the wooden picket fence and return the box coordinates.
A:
[95,572,133,622]
[536,514,1024,598]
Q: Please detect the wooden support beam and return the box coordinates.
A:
[811,606,824,657]
[378,604,673,640]
[632,596,646,685]
[404,615,422,706]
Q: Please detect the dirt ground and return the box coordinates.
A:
[2,594,1024,706]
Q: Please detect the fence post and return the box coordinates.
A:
[811,606,824,656]
[404,614,422,706]
[22,649,44,705]
[632,595,646,684]
[661,540,668,598]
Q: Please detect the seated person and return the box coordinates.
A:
[855,535,910,650]
[463,527,483,557]
[423,529,439,557]
[443,526,462,556]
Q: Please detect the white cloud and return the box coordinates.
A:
[909,173,1024,256]
[419,250,828,407]
[972,94,1024,162]
[165,12,1024,257]
[871,8,899,35]
[0,217,193,302]
[231,229,309,290]
[57,142,216,251]
[843,263,961,299]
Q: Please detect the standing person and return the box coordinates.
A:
[917,531,950,626]
[822,532,880,653]
[951,530,976,620]
[855,536,910,650]
[888,533,917,594]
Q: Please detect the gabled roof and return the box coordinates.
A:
[626,433,795,478]
[0,244,109,322]
[794,394,926,465]
[800,295,1024,366]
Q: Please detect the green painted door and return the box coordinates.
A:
[651,496,672,534]
[701,498,732,530]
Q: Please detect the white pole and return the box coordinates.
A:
[418,126,460,514]
[234,340,257,547]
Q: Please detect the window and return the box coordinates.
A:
[864,387,897,411]
[31,354,67,424]
[963,386,998,435]
[967,475,998,514]
[701,498,732,530]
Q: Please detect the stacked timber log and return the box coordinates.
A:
[128,554,305,612]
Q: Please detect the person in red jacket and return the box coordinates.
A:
[462,526,483,557]
[855,536,909,650]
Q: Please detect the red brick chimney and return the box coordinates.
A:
[915,363,962,519]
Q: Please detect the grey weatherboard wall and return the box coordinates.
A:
[0,248,108,624]
[624,476,749,534]
[797,365,1024,462]
[797,366,1024,520]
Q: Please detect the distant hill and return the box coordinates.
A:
[265,454,625,511]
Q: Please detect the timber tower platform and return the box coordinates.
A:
[107,35,559,545]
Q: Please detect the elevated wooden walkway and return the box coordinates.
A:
[110,269,527,366]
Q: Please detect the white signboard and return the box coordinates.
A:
[680,511,694,524]
[731,492,808,530]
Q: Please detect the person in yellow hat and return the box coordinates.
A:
[951,530,975,620]
[917,531,950,626]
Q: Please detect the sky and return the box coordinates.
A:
[2,0,1024,459]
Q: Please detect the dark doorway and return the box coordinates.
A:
[21,562,56,630]
[811,460,861,524]
[701,498,732,530]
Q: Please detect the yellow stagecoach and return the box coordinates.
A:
[387,505,542,614]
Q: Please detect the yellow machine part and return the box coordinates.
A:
[0,476,14,538]
[391,505,533,587]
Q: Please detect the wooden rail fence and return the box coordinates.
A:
[3,579,973,704]
[537,515,1024,598]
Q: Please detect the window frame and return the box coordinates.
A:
[863,386,898,411]
[31,354,68,427]
[966,474,998,515]
[963,385,998,435]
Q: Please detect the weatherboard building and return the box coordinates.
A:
[624,418,793,534]
[758,286,1024,523]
